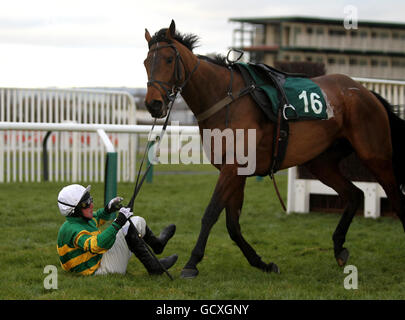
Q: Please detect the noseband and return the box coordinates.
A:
[146,39,200,103]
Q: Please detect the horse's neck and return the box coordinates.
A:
[181,59,231,125]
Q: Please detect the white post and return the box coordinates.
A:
[363,183,381,219]
[18,91,23,182]
[97,129,115,153]
[287,167,297,214]
[0,92,3,182]
[0,89,4,182]
[287,166,310,214]
[6,89,10,182]
[294,179,310,214]
[30,90,35,182]
[72,130,78,182]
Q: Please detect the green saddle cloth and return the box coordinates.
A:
[236,62,329,120]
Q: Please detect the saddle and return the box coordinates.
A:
[234,62,308,174]
[235,62,308,122]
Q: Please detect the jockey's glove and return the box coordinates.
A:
[105,196,123,214]
[113,207,133,230]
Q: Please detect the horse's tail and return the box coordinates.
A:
[371,91,405,187]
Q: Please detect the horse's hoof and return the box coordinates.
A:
[336,248,350,267]
[181,268,199,279]
[265,262,280,274]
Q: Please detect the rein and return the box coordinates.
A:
[127,94,176,212]
[125,75,180,281]
[125,106,175,281]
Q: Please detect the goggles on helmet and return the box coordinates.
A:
[78,193,93,209]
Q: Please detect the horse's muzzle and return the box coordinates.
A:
[144,99,167,119]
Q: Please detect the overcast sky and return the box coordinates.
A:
[0,0,403,88]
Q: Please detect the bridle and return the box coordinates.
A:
[126,38,199,213]
[146,39,200,103]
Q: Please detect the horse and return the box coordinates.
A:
[143,20,405,279]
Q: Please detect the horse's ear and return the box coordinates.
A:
[145,28,152,42]
[166,20,176,39]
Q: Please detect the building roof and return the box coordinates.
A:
[229,16,405,29]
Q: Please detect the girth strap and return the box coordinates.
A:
[269,107,288,212]
[196,95,233,122]
[196,84,256,122]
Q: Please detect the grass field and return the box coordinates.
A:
[1,163,405,300]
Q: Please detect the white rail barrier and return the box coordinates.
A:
[287,77,405,218]
[0,120,201,183]
[0,88,138,183]
[0,122,200,134]
[355,77,405,118]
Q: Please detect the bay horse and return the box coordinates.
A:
[143,20,405,279]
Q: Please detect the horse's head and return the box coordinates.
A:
[143,20,184,119]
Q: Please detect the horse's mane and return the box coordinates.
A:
[151,28,200,51]
[197,54,229,68]
[151,28,229,68]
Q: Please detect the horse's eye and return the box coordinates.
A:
[166,57,173,64]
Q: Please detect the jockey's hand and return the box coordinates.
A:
[106,196,123,213]
[113,207,133,229]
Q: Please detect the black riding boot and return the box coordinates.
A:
[143,224,176,254]
[125,222,178,275]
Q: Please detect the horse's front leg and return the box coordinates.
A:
[181,165,245,279]
[225,180,280,274]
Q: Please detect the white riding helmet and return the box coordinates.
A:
[57,184,91,216]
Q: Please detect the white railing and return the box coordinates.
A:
[327,66,405,82]
[287,77,405,218]
[0,88,138,183]
[354,78,405,118]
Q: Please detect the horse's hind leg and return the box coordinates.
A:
[225,183,280,273]
[344,103,405,229]
[353,151,405,234]
[356,156,405,228]
[304,141,363,266]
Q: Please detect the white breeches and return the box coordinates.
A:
[94,216,146,275]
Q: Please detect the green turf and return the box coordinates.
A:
[1,167,405,300]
